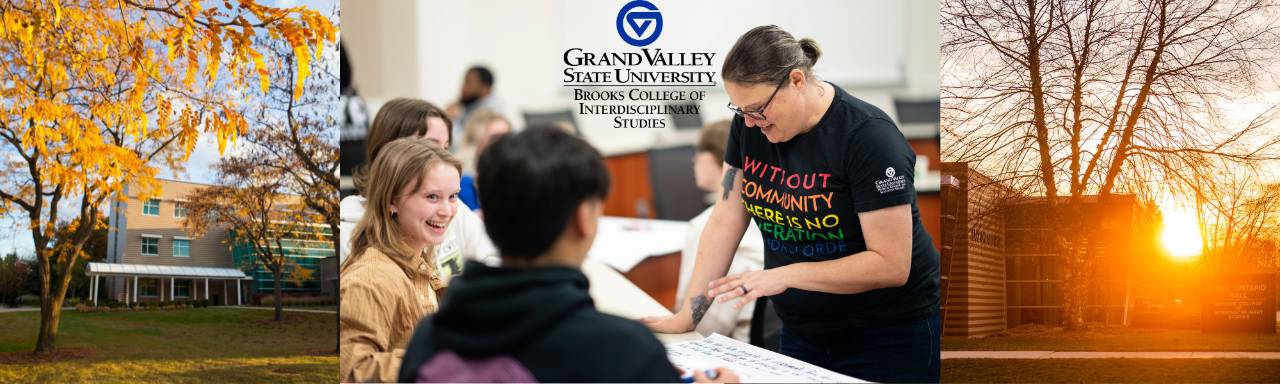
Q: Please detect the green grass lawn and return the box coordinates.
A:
[0,308,336,383]
[944,358,1280,383]
[944,325,1280,352]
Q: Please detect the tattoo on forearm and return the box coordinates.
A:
[690,294,711,325]
[720,167,740,200]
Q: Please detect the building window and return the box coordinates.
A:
[141,237,159,256]
[140,279,159,298]
[173,239,190,258]
[174,203,188,218]
[143,199,160,216]
[175,280,192,298]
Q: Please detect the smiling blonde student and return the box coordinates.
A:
[340,138,464,382]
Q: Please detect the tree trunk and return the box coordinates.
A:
[273,265,283,322]
[37,290,70,353]
[35,247,56,354]
[1061,246,1088,331]
[330,222,340,353]
[1060,201,1088,331]
[35,211,97,354]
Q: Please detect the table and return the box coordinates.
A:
[588,216,691,311]
[581,258,702,344]
[588,216,689,272]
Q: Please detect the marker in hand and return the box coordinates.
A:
[681,368,719,383]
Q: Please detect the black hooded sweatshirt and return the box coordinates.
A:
[398,260,681,382]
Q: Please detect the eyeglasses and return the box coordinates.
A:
[726,74,790,121]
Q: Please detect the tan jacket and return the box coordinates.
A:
[340,247,443,382]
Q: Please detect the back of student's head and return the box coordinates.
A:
[477,126,609,261]
[348,138,462,270]
[355,98,452,194]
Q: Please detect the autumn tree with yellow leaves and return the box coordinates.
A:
[0,0,334,354]
[182,28,340,324]
[237,34,340,257]
[181,157,327,323]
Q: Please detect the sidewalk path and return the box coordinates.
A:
[0,307,41,313]
[944,351,1280,359]
[213,305,337,314]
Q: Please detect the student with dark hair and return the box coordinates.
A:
[644,25,941,383]
[397,126,735,383]
[446,65,504,146]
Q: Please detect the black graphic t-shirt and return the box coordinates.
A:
[724,83,939,339]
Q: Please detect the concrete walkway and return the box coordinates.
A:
[0,307,41,313]
[944,351,1280,359]
[214,305,336,314]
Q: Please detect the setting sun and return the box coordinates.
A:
[1160,209,1203,260]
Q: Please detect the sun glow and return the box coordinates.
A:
[1160,208,1203,260]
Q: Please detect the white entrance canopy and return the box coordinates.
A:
[87,262,252,279]
[85,262,253,307]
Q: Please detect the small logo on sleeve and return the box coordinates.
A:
[875,166,907,194]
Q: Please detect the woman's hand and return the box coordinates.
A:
[707,268,788,310]
[640,311,695,334]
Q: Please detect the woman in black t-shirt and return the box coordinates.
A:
[642,25,941,383]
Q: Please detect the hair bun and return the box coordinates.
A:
[799,38,821,66]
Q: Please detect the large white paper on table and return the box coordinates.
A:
[665,334,865,383]
[588,216,689,272]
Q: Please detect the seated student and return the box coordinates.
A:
[457,108,513,211]
[340,98,497,279]
[397,127,736,383]
[341,138,463,382]
[446,65,505,147]
[679,119,766,343]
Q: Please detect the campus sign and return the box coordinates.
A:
[1202,273,1277,333]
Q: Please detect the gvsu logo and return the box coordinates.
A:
[616,0,662,47]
